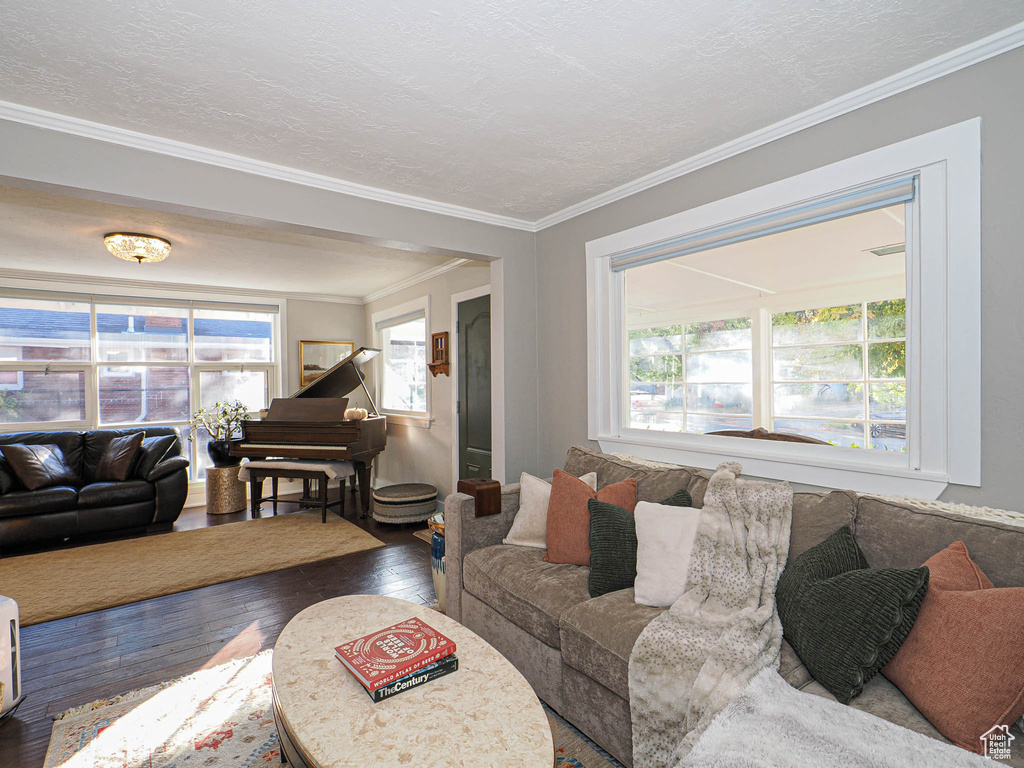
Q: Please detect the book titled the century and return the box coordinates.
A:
[366,654,459,702]
[334,616,457,691]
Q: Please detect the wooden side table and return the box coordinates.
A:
[205,465,247,515]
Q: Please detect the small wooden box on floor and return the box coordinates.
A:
[206,466,247,515]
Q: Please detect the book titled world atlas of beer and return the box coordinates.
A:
[334,616,457,692]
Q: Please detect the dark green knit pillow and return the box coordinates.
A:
[776,525,929,704]
[587,489,694,598]
[588,499,637,598]
[661,487,693,508]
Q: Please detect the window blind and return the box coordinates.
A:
[0,288,279,313]
[609,177,916,272]
[374,309,425,331]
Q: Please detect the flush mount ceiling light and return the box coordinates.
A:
[104,232,172,264]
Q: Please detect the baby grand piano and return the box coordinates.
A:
[229,347,386,514]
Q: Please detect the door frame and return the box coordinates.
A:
[451,283,492,493]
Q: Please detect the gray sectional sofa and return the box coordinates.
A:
[445,446,1024,767]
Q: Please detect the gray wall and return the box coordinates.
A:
[284,299,365,394]
[0,122,541,482]
[534,46,1024,509]
[362,261,491,497]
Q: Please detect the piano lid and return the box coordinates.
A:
[291,346,381,414]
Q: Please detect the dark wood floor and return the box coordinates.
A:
[0,491,433,768]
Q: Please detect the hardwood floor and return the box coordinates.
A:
[0,491,434,768]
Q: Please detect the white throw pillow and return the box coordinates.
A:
[503,471,597,548]
[633,500,701,607]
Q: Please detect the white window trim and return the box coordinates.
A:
[586,118,981,498]
[372,295,432,427]
[0,281,285,490]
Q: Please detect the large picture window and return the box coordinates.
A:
[588,120,981,497]
[0,293,280,481]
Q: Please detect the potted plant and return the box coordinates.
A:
[188,400,250,468]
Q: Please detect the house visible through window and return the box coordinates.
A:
[0,294,279,480]
[374,300,429,417]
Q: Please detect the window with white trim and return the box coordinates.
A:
[373,297,429,419]
[0,292,280,481]
[588,120,981,498]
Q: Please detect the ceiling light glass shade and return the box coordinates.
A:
[104,232,171,264]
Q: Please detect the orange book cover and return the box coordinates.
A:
[334,616,456,691]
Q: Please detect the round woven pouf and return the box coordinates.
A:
[371,483,438,524]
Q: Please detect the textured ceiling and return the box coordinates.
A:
[0,186,463,298]
[1,1,1022,220]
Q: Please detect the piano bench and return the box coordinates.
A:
[239,460,355,523]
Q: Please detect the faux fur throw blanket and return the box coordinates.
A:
[682,667,990,767]
[629,462,794,768]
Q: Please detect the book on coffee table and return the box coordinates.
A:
[366,654,459,702]
[334,616,457,692]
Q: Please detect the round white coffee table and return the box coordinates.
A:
[272,594,554,768]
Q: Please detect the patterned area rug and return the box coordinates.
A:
[46,652,622,768]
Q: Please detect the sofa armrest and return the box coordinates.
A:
[146,455,189,482]
[444,482,521,623]
[151,465,188,526]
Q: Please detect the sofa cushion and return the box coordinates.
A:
[77,480,155,509]
[777,525,929,704]
[544,471,637,566]
[504,471,597,549]
[856,497,1024,588]
[95,432,144,482]
[587,498,638,598]
[0,486,78,519]
[882,541,1024,754]
[0,431,84,480]
[563,446,696,503]
[780,640,813,690]
[0,453,18,495]
[463,544,590,648]
[789,490,858,561]
[134,435,178,480]
[560,588,666,699]
[799,674,948,743]
[1,444,78,490]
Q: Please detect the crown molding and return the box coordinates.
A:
[534,21,1024,231]
[0,267,364,305]
[361,258,472,305]
[0,101,535,233]
[1,22,1021,237]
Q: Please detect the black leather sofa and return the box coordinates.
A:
[0,427,190,549]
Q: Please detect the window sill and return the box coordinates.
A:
[383,413,433,429]
[596,432,948,499]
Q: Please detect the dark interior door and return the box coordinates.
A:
[458,294,491,479]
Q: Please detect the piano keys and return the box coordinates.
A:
[230,347,386,514]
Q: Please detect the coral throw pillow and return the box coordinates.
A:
[544,470,637,566]
[882,541,1024,754]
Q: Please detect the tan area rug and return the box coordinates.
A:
[0,512,384,625]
